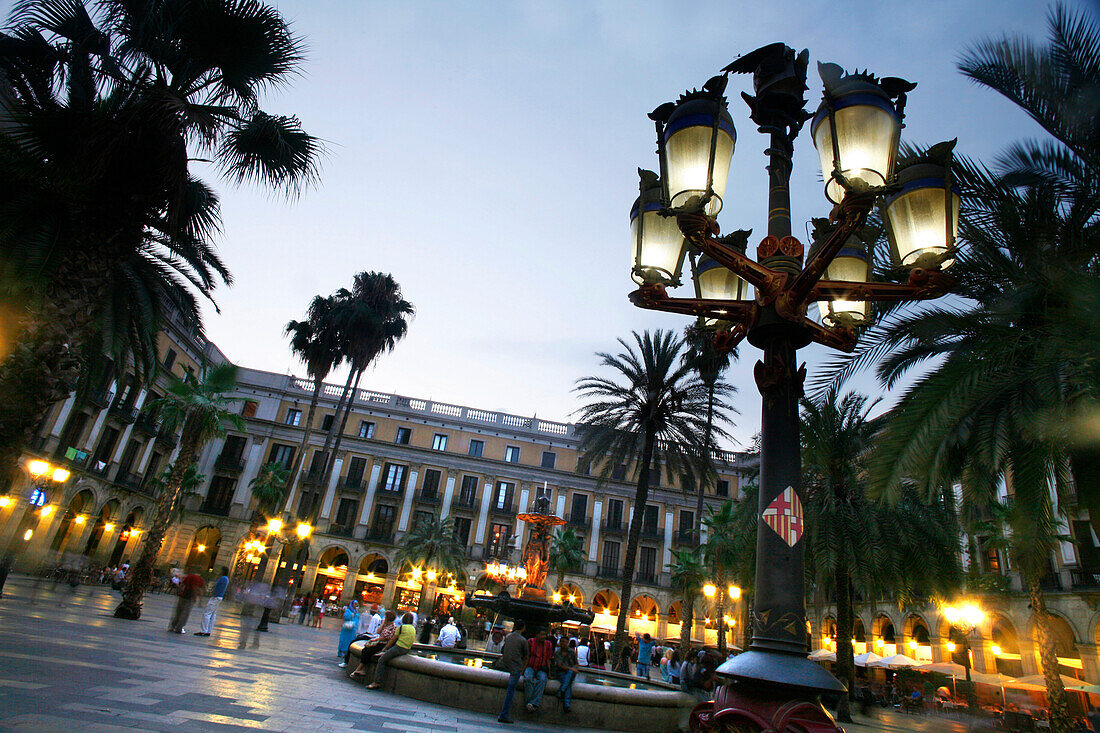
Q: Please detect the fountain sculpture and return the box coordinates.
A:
[466,495,594,632]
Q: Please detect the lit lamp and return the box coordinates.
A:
[885,142,959,269]
[104,523,115,532]
[196,544,206,553]
[809,218,871,328]
[39,505,53,518]
[296,522,312,539]
[728,585,742,601]
[694,254,748,327]
[267,517,283,533]
[27,460,49,479]
[908,640,918,651]
[946,641,957,652]
[425,570,437,583]
[553,592,562,603]
[658,78,736,215]
[0,497,11,508]
[74,515,86,525]
[812,63,906,203]
[52,468,70,483]
[703,583,717,598]
[991,645,1002,656]
[631,169,687,285]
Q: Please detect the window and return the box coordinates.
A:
[285,408,302,426]
[638,547,657,579]
[488,522,511,557]
[643,504,658,533]
[202,475,236,515]
[298,490,321,519]
[432,433,448,451]
[370,504,397,538]
[716,479,730,497]
[268,443,295,470]
[468,439,484,457]
[606,499,624,527]
[334,498,359,529]
[242,400,258,418]
[459,475,478,505]
[413,510,434,529]
[143,452,164,485]
[116,440,142,477]
[570,494,588,522]
[163,348,177,370]
[395,427,411,445]
[307,450,328,479]
[611,464,627,481]
[92,427,121,469]
[452,517,472,546]
[422,469,441,497]
[222,435,247,463]
[505,446,520,463]
[577,458,591,476]
[679,509,694,533]
[359,420,375,439]
[344,456,367,488]
[494,481,514,510]
[541,451,557,469]
[380,463,408,493]
[602,540,621,570]
[321,413,335,432]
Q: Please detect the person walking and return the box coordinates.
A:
[523,627,554,713]
[0,554,13,598]
[338,600,360,666]
[194,567,229,637]
[496,620,528,724]
[298,593,312,624]
[553,635,579,713]
[168,571,205,633]
[366,612,416,689]
[311,596,324,627]
[636,632,655,680]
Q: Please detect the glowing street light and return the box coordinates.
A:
[703,583,717,598]
[266,517,283,534]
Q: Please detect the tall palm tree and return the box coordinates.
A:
[0,0,320,482]
[668,546,706,653]
[574,330,732,652]
[283,294,344,514]
[115,362,244,619]
[548,527,586,591]
[395,516,467,615]
[682,323,738,537]
[315,272,415,503]
[702,500,740,657]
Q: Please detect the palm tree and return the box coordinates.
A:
[395,516,467,616]
[682,323,738,537]
[574,330,732,652]
[249,462,289,519]
[668,546,706,652]
[548,527,586,592]
[114,362,244,619]
[283,294,344,514]
[0,0,320,482]
[702,501,740,657]
[314,272,415,502]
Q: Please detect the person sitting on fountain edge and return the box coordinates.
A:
[497,620,528,724]
[523,628,554,713]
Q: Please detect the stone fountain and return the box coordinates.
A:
[466,495,594,633]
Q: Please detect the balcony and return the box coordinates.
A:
[156,426,178,449]
[453,494,478,510]
[490,503,516,517]
[60,447,90,469]
[601,520,625,536]
[214,453,246,473]
[635,571,659,586]
[597,566,622,580]
[327,524,354,538]
[88,388,114,409]
[117,471,157,497]
[134,413,160,435]
[566,514,589,530]
[640,524,662,541]
[338,476,364,491]
[417,491,441,505]
[301,470,326,488]
[673,529,699,547]
[109,402,139,424]
[1071,569,1100,590]
[364,529,395,544]
[200,501,231,517]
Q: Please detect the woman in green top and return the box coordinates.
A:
[366,613,416,689]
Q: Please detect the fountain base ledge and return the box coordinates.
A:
[347,642,698,732]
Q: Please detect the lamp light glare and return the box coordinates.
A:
[39,505,53,517]
[296,523,312,539]
[104,523,114,532]
[23,529,33,541]
[27,460,49,478]
[946,641,957,652]
[728,585,741,600]
[702,583,717,598]
[0,497,10,508]
[51,468,70,483]
[991,645,1002,656]
[74,515,86,525]
[267,518,283,534]
[196,544,206,553]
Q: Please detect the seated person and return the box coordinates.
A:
[350,611,397,679]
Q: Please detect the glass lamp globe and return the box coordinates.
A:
[886,158,959,269]
[630,169,685,285]
[662,90,736,215]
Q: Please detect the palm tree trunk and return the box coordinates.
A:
[319,369,362,497]
[310,368,355,520]
[834,564,854,723]
[1027,577,1072,733]
[680,593,694,652]
[114,416,204,619]
[694,384,715,538]
[284,377,323,516]
[615,429,655,655]
[715,575,727,657]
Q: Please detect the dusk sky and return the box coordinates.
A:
[196,0,1054,447]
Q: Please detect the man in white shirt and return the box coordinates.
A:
[576,639,591,667]
[361,604,382,636]
[437,617,461,648]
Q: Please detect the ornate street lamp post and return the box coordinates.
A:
[943,601,984,710]
[628,43,958,732]
[256,518,312,631]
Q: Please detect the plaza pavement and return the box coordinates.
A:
[0,575,966,732]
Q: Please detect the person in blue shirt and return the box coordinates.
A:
[195,567,229,637]
[636,633,655,680]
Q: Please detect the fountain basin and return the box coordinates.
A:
[348,642,698,732]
